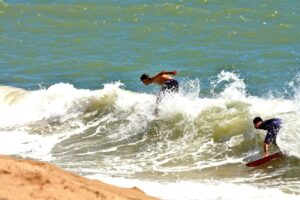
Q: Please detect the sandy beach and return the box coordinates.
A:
[0,155,157,200]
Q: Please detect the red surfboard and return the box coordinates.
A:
[246,152,283,167]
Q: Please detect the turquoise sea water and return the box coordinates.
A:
[1,0,300,199]
[1,0,300,94]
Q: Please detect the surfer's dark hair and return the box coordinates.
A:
[140,74,149,81]
[253,117,263,124]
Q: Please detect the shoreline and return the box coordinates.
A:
[0,155,158,200]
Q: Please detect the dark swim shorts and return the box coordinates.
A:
[161,79,179,93]
[262,118,282,145]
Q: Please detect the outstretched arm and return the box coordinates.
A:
[154,70,177,78]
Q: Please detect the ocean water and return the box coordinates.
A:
[0,0,300,199]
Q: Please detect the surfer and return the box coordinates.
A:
[140,70,179,114]
[253,117,282,157]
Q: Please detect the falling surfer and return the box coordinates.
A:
[140,70,179,114]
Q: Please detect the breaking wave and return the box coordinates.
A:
[0,71,299,197]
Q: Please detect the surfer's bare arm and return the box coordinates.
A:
[154,71,177,78]
[263,143,269,157]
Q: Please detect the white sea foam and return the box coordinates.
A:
[90,176,300,200]
[0,72,299,160]
[0,72,299,161]
[0,71,299,200]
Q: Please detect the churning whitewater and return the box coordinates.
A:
[0,71,299,199]
[1,0,300,199]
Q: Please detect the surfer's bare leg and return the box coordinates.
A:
[154,92,163,115]
[263,143,269,157]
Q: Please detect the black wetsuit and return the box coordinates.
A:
[259,118,282,145]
